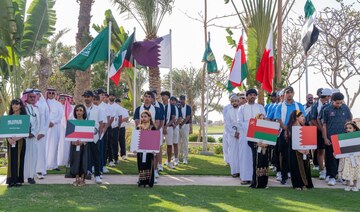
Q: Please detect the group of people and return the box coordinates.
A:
[223,86,359,191]
[5,88,129,187]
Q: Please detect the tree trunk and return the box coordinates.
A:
[74,0,94,104]
[148,67,161,96]
[39,50,51,95]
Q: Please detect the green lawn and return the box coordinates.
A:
[0,185,359,211]
[192,125,224,134]
[0,154,230,176]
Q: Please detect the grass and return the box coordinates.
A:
[0,185,359,211]
[0,154,230,176]
[192,125,224,134]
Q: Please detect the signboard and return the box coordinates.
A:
[65,120,95,142]
[0,115,30,138]
[292,126,317,150]
[246,118,280,145]
[130,130,161,153]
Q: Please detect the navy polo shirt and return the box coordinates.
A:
[322,104,352,138]
[163,103,176,126]
[181,104,192,124]
[134,105,162,121]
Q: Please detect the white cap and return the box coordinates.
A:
[331,88,340,94]
[321,88,332,96]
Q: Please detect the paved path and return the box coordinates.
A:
[0,174,345,189]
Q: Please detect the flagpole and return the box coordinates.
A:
[107,21,112,94]
[169,29,173,94]
[305,55,309,95]
[205,31,210,147]
[133,27,137,111]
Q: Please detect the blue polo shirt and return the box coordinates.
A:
[266,103,279,120]
[274,101,306,125]
[134,105,162,121]
[180,104,192,124]
[322,104,352,138]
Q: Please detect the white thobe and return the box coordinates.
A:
[222,104,232,164]
[225,106,240,175]
[46,98,63,169]
[24,104,40,179]
[57,105,73,166]
[237,103,266,181]
[36,99,49,174]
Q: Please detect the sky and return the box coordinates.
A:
[54,0,360,121]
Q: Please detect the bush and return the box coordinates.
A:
[207,136,216,143]
[189,134,198,142]
[214,144,223,155]
[218,136,223,143]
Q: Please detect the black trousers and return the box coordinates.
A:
[325,144,338,178]
[87,142,100,176]
[119,127,126,157]
[110,127,120,162]
[278,131,289,181]
[104,128,112,163]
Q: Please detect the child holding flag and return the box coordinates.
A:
[338,121,360,192]
[286,110,314,190]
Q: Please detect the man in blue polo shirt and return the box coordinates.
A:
[274,86,306,184]
[322,92,352,186]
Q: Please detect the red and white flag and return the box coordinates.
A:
[130,130,162,153]
[256,27,274,93]
[292,126,317,150]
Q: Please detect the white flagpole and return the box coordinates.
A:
[205,31,210,145]
[169,29,173,94]
[305,55,309,96]
[133,27,137,111]
[107,21,112,94]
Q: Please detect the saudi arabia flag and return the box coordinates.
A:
[331,131,360,159]
[65,120,95,142]
[292,126,317,150]
[301,0,319,55]
[246,118,280,145]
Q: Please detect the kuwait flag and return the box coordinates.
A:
[229,35,249,87]
[292,126,317,150]
[246,118,280,145]
[301,0,319,55]
[331,131,360,159]
[65,120,95,142]
[109,32,135,86]
[256,27,274,93]
[130,130,161,153]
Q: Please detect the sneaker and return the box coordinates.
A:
[154,170,159,178]
[109,161,115,167]
[167,162,175,169]
[345,186,351,191]
[95,176,102,184]
[313,166,319,171]
[99,174,103,179]
[183,158,188,164]
[276,172,282,181]
[319,170,326,180]
[103,167,110,174]
[122,155,127,160]
[28,178,36,184]
[154,178,158,184]
[174,158,179,166]
[158,164,164,172]
[163,161,168,166]
[337,177,346,185]
[37,173,44,180]
[328,178,336,186]
[280,179,287,185]
[352,187,359,192]
[325,176,330,182]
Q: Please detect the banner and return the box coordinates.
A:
[0,115,30,138]
[292,126,317,150]
[65,120,95,142]
[130,130,161,153]
[246,118,280,145]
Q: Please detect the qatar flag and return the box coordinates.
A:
[130,130,162,153]
[292,126,317,150]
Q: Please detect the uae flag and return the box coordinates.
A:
[229,35,249,87]
[292,126,317,150]
[246,118,280,145]
[131,34,171,68]
[256,28,274,93]
[109,32,135,86]
[65,120,95,142]
[301,0,319,55]
[130,130,161,153]
[331,131,360,159]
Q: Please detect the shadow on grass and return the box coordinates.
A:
[0,185,359,211]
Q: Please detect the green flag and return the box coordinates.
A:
[60,26,109,71]
[202,39,218,74]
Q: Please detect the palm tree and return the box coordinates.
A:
[110,0,175,95]
[74,0,94,103]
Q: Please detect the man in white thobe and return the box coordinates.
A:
[34,89,49,179]
[23,89,41,184]
[222,94,234,165]
[237,89,266,184]
[45,88,63,171]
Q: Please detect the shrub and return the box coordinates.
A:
[207,136,216,143]
[189,134,198,142]
[218,136,223,143]
[214,144,223,155]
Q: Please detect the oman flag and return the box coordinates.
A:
[292,126,317,150]
[65,120,95,142]
[130,130,161,153]
[331,131,360,159]
[256,28,274,93]
[229,35,249,87]
[246,118,280,145]
[109,32,135,86]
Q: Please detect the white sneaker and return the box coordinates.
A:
[328,178,336,186]
[95,176,102,184]
[345,186,351,191]
[103,167,110,174]
[109,161,115,167]
[174,158,179,166]
[352,187,359,192]
[122,155,127,160]
[36,173,44,180]
[319,170,326,180]
[158,164,164,172]
[99,174,103,179]
[276,172,282,181]
[325,176,330,182]
[154,170,159,178]
[167,162,175,169]
[183,158,188,164]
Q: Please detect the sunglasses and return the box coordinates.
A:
[48,92,55,95]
